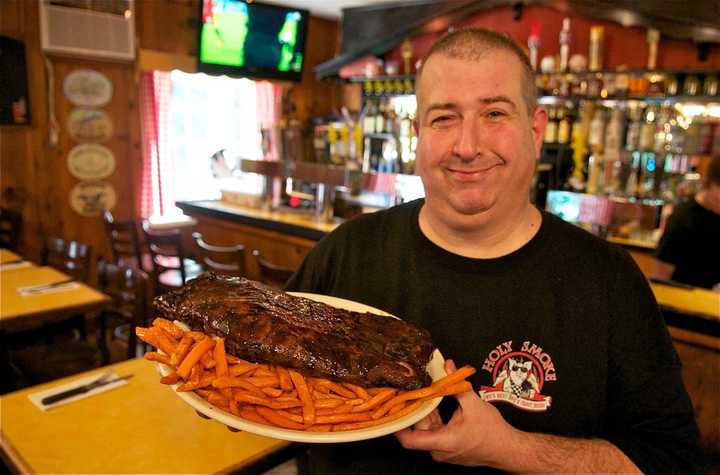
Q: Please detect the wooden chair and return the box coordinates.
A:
[142,221,202,294]
[96,260,148,363]
[103,211,146,271]
[0,207,23,251]
[41,237,92,283]
[192,232,246,277]
[40,237,93,340]
[252,250,295,289]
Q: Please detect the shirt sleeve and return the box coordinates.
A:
[656,207,689,266]
[603,248,704,473]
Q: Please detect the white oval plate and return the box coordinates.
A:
[157,292,445,443]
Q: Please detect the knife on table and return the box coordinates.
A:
[21,279,75,294]
[41,373,134,406]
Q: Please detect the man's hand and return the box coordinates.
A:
[395,359,516,467]
[396,360,641,473]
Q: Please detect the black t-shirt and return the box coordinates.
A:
[285,199,701,474]
[657,198,720,289]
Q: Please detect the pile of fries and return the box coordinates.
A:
[136,318,475,432]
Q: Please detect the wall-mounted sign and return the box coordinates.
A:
[69,180,117,217]
[63,69,113,107]
[66,107,113,143]
[67,144,115,180]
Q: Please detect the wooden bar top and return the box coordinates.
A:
[0,358,290,474]
[177,200,339,241]
[651,282,720,321]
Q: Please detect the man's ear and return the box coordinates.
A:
[531,107,548,160]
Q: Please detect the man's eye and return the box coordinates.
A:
[431,115,454,126]
[487,110,507,119]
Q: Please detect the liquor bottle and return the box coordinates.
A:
[588,107,606,150]
[557,107,572,144]
[569,106,588,190]
[646,29,660,70]
[544,106,558,143]
[384,103,397,135]
[624,105,642,152]
[638,106,657,151]
[559,18,571,73]
[528,23,541,71]
[363,101,377,135]
[375,101,386,135]
[586,145,604,194]
[589,26,604,72]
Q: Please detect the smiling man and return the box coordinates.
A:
[286,28,702,474]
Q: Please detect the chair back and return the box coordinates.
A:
[96,259,148,360]
[0,207,23,251]
[103,211,143,269]
[142,221,190,291]
[41,237,92,282]
[192,232,245,277]
[252,250,295,289]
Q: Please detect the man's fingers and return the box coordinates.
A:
[396,425,451,452]
[444,359,457,374]
[413,409,442,431]
[413,415,433,431]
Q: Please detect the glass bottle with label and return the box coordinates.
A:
[624,105,642,152]
[557,106,572,144]
[544,106,558,143]
[588,107,606,150]
[638,106,657,151]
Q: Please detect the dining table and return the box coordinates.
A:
[0,357,293,474]
[0,248,22,264]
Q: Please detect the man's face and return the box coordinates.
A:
[414,51,546,227]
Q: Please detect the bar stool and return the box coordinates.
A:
[252,250,295,289]
[192,232,246,277]
[142,221,202,294]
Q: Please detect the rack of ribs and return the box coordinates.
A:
[154,274,434,389]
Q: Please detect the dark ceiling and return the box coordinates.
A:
[315,0,720,78]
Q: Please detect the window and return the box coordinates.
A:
[140,70,277,219]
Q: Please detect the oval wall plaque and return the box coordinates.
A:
[67,144,116,180]
[69,180,118,217]
[66,108,113,143]
[63,69,113,107]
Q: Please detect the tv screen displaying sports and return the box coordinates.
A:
[198,0,308,82]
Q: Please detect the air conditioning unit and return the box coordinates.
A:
[39,0,135,62]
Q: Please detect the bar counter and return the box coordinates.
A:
[177,200,338,242]
[178,200,718,330]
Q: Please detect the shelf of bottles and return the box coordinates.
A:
[539,69,720,205]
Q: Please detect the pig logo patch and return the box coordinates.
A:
[479,340,554,412]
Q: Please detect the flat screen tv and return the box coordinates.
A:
[198,0,308,82]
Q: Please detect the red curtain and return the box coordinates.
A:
[256,81,283,161]
[139,71,173,219]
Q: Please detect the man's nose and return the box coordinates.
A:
[452,118,482,160]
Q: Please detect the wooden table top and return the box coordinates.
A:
[651,282,720,321]
[0,248,21,264]
[0,266,109,331]
[0,358,290,474]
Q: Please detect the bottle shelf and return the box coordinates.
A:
[539,95,720,104]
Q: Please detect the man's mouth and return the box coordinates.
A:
[446,164,500,182]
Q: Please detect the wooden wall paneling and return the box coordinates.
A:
[135,0,198,55]
[289,16,342,125]
[50,58,136,263]
[0,0,49,261]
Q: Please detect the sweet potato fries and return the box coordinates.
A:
[136,318,475,432]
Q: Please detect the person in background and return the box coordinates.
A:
[286,28,701,473]
[657,154,720,290]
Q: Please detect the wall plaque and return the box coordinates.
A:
[66,107,113,143]
[63,69,113,107]
[67,144,115,180]
[69,180,117,217]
